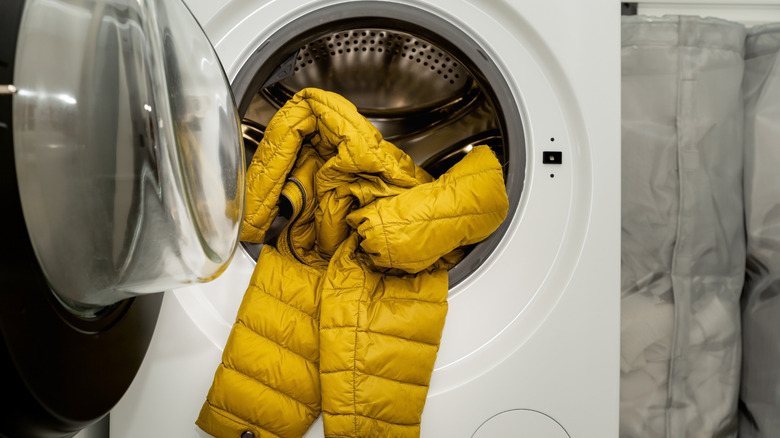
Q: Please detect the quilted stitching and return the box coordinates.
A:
[197,88,508,438]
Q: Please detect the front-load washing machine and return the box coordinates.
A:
[1,0,619,436]
[109,0,620,437]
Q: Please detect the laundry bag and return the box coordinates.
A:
[740,23,780,438]
[620,16,746,438]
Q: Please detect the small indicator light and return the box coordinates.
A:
[543,151,562,164]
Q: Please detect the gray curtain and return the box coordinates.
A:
[621,15,747,438]
[740,23,780,438]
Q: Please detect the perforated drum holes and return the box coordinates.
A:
[294,30,468,86]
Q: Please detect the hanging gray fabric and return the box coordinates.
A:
[621,16,746,438]
[740,23,780,438]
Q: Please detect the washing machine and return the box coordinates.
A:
[111,0,620,436]
[1,0,619,437]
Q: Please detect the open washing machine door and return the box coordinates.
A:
[0,0,244,436]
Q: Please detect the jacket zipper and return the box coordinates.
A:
[285,176,309,266]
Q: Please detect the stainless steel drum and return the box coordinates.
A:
[243,27,503,173]
[234,15,523,288]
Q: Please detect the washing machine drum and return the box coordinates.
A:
[0,0,243,435]
[235,9,525,287]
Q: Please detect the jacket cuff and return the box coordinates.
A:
[196,401,268,438]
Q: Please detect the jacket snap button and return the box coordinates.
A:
[241,431,254,438]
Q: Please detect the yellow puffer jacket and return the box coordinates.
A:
[196,88,508,438]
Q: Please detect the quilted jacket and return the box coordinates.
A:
[196,88,509,438]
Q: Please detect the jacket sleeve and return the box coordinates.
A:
[196,245,323,438]
[241,101,315,243]
[346,145,509,273]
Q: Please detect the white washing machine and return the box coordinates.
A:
[108,0,620,437]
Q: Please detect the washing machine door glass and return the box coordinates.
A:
[12,0,244,313]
